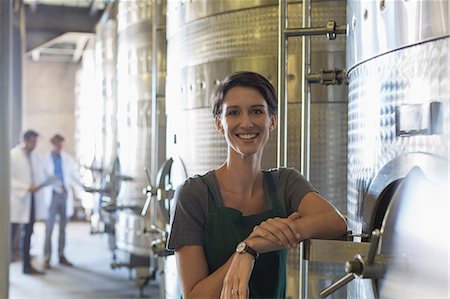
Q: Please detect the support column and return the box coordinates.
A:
[11,0,25,146]
[0,0,12,298]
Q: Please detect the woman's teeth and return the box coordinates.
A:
[238,134,257,139]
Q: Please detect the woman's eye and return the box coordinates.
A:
[227,110,239,116]
[251,109,263,115]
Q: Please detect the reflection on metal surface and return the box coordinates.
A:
[347,1,449,297]
[347,0,449,70]
[378,167,449,299]
[95,1,118,174]
[319,231,382,298]
[304,239,370,264]
[347,37,450,237]
[166,0,348,212]
[74,40,103,213]
[327,165,449,298]
[116,0,166,257]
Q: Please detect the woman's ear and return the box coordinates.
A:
[214,116,224,134]
[270,114,277,131]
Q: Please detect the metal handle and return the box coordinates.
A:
[320,273,354,298]
[367,229,381,263]
[141,167,157,216]
[319,229,383,297]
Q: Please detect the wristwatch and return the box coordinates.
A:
[236,241,259,259]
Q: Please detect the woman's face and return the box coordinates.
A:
[215,86,277,158]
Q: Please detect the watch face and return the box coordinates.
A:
[236,242,246,253]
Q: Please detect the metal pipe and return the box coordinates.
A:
[285,25,346,37]
[151,0,159,182]
[11,0,24,147]
[301,0,312,181]
[0,0,12,297]
[277,0,288,167]
[300,1,312,298]
[150,0,160,227]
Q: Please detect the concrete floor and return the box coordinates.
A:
[9,222,160,299]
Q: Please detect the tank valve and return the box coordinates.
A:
[151,239,174,257]
[306,68,348,85]
[320,229,384,298]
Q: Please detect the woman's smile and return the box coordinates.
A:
[236,133,259,140]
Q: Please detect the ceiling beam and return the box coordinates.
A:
[25,4,103,51]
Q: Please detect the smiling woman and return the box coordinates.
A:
[167,71,347,299]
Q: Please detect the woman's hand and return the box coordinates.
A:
[220,253,255,299]
[249,212,302,249]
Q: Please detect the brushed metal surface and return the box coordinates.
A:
[347,34,449,299]
[115,210,157,256]
[304,239,370,264]
[166,0,348,199]
[347,37,449,235]
[116,0,167,256]
[287,102,348,213]
[95,11,118,171]
[74,43,104,179]
[378,166,448,299]
[347,0,449,71]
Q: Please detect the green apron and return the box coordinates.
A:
[200,170,288,298]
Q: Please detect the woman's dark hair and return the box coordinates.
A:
[212,71,278,117]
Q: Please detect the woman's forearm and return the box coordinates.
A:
[180,252,234,299]
[244,211,346,254]
[295,210,347,240]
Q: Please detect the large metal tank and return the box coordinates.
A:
[74,40,103,213]
[346,0,449,298]
[115,0,166,266]
[95,2,118,172]
[166,1,347,298]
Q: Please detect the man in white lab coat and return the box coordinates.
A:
[42,134,79,268]
[10,130,47,275]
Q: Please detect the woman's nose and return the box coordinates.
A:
[240,113,254,128]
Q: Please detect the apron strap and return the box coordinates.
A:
[198,173,220,208]
[262,170,282,212]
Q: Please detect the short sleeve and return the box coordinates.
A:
[277,167,318,214]
[166,177,209,250]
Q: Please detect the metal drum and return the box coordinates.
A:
[74,40,104,215]
[95,3,118,171]
[116,0,166,260]
[346,0,449,298]
[75,41,103,176]
[166,1,347,298]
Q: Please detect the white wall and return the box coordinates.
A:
[23,59,79,157]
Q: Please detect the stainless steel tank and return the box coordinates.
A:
[95,3,118,171]
[166,1,348,298]
[346,0,449,298]
[115,0,166,266]
[74,40,104,196]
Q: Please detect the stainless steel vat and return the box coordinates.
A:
[95,3,118,171]
[346,0,449,298]
[115,0,166,263]
[74,40,104,186]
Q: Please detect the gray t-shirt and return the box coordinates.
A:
[167,167,317,250]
